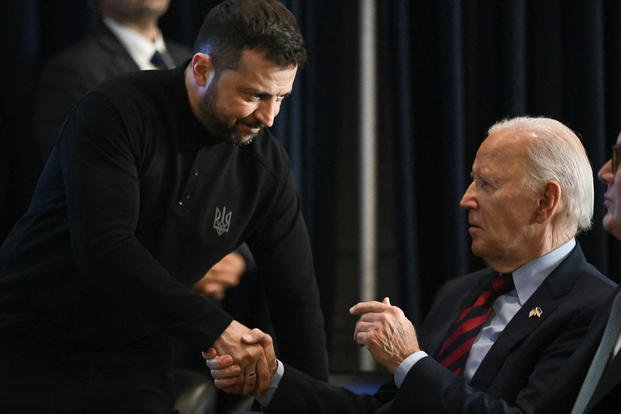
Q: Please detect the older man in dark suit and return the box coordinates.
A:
[206,116,616,414]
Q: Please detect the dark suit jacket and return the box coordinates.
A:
[265,244,616,414]
[533,288,621,414]
[588,339,621,412]
[33,21,190,162]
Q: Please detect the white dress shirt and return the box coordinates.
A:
[102,16,170,70]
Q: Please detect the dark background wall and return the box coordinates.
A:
[2,0,621,373]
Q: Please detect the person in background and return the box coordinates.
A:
[206,116,615,414]
[533,131,621,414]
[34,0,190,163]
[0,1,328,413]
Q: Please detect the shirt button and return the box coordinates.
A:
[177,201,184,206]
[193,169,200,176]
[185,195,191,200]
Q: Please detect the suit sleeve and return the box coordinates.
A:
[392,357,523,414]
[34,55,98,163]
[264,365,392,414]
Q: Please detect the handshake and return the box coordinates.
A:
[204,320,277,396]
[204,297,420,396]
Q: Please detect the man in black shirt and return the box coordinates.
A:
[0,0,328,412]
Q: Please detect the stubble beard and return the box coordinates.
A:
[198,84,261,147]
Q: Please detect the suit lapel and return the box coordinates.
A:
[469,282,562,388]
[469,245,586,389]
[93,22,141,73]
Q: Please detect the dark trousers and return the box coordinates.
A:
[0,332,176,414]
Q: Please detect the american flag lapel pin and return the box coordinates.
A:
[528,307,543,318]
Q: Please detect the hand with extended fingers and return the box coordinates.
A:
[350,297,420,373]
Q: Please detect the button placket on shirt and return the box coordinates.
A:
[177,167,200,208]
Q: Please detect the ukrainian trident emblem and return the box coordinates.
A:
[213,206,232,236]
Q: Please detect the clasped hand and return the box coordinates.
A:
[205,320,276,395]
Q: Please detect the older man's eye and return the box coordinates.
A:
[477,179,495,191]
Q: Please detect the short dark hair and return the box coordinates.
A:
[193,0,307,70]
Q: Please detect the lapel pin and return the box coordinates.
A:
[528,306,543,318]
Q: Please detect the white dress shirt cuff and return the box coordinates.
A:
[395,351,428,388]
[255,359,285,407]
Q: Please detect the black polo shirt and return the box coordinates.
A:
[0,67,328,380]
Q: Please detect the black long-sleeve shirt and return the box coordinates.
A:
[0,66,328,380]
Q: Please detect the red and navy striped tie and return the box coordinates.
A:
[436,273,515,376]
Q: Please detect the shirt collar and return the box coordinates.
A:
[103,16,167,70]
[511,238,576,305]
